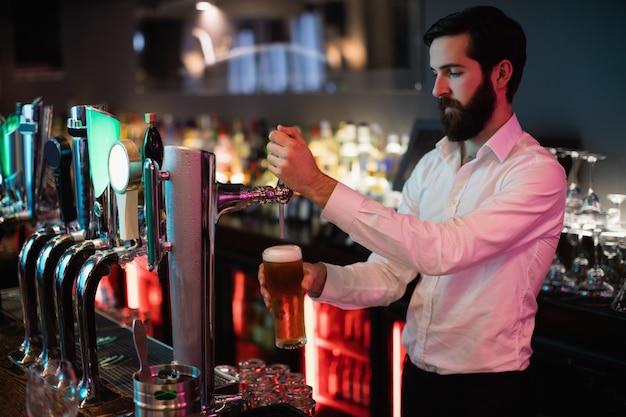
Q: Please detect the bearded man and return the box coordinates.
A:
[259,6,567,416]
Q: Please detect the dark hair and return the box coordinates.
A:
[423,6,526,102]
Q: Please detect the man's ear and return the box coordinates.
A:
[494,59,513,89]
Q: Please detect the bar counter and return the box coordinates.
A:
[1,212,625,416]
[0,317,28,416]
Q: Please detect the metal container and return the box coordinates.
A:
[134,363,201,416]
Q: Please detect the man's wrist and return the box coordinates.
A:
[307,262,327,298]
[307,174,338,209]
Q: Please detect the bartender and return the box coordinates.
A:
[259,5,566,417]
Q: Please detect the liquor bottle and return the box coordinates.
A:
[339,121,359,189]
[143,113,164,167]
[384,133,404,182]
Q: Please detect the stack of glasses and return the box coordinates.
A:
[216,358,316,416]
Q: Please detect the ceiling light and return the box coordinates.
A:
[196,1,211,11]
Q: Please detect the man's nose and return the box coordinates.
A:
[432,75,450,98]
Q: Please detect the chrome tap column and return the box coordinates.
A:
[145,145,292,412]
[20,100,39,222]
[67,105,103,238]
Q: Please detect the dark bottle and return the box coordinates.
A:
[143,112,164,167]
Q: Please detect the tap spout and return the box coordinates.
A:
[9,228,58,366]
[75,245,139,408]
[55,238,103,374]
[0,211,31,239]
[216,182,294,218]
[35,231,85,374]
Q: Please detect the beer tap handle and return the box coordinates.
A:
[44,136,77,229]
[143,157,170,270]
[108,139,142,241]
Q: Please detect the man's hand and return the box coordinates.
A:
[267,125,338,208]
[258,261,328,310]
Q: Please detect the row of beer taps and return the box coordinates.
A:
[0,98,293,415]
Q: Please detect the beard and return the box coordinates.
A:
[438,76,496,142]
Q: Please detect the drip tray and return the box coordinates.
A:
[0,288,238,398]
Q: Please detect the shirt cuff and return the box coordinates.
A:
[315,263,345,302]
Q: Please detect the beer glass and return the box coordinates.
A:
[26,359,78,417]
[262,244,307,349]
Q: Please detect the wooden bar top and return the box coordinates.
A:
[0,317,28,416]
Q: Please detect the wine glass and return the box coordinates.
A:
[607,193,626,211]
[606,193,626,229]
[542,254,576,294]
[600,229,626,288]
[576,227,615,301]
[564,150,584,215]
[580,152,606,214]
[564,222,591,286]
[26,359,79,417]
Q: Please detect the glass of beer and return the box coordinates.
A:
[262,244,307,349]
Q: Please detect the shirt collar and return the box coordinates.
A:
[436,113,523,164]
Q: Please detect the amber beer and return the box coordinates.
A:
[262,244,306,349]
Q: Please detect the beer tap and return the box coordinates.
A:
[34,135,82,376]
[67,105,104,238]
[40,105,103,372]
[55,238,107,375]
[20,97,52,225]
[8,227,58,366]
[143,145,293,412]
[7,97,60,366]
[75,138,143,409]
[52,105,107,370]
[19,99,40,224]
[40,106,122,408]
[0,102,29,230]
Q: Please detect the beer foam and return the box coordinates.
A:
[263,244,302,262]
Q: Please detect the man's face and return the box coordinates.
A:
[429,33,496,142]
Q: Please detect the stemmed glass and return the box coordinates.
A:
[606,193,626,229]
[564,222,591,287]
[600,229,626,287]
[542,253,576,294]
[610,235,626,313]
[26,359,79,417]
[607,193,626,210]
[576,227,615,301]
[564,149,584,215]
[579,152,606,215]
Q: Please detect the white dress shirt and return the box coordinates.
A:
[316,114,567,374]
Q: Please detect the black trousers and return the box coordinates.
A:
[401,355,533,417]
